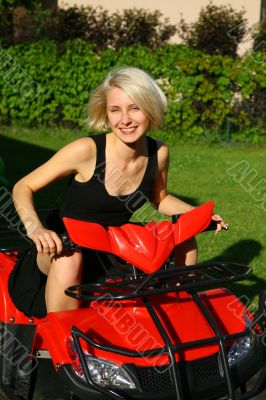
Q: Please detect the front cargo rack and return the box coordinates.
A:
[68,262,266,400]
[66,261,252,301]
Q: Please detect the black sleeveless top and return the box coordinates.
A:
[59,134,158,227]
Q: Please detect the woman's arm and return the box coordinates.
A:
[150,143,194,215]
[150,142,227,233]
[12,137,94,253]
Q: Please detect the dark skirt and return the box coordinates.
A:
[8,210,109,319]
[8,242,47,318]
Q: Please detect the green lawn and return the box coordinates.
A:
[1,125,266,306]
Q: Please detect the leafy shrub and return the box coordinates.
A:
[252,23,266,52]
[0,40,265,143]
[0,0,40,7]
[44,5,119,51]
[0,7,13,46]
[0,5,177,50]
[178,2,248,58]
[230,51,266,141]
[107,8,176,50]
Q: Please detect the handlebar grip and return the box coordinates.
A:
[205,220,229,231]
[171,214,229,232]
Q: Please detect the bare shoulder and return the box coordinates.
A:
[59,136,96,162]
[154,139,169,168]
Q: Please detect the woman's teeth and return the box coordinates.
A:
[121,127,136,133]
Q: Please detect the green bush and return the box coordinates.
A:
[0,5,177,50]
[230,51,266,142]
[178,2,248,58]
[0,40,265,143]
[252,23,266,52]
[0,7,13,46]
[0,0,40,7]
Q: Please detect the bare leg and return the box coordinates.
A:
[175,236,198,266]
[37,251,83,313]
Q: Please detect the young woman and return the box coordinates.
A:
[10,67,227,316]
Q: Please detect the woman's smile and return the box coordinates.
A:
[120,126,138,134]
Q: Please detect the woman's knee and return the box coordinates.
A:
[37,253,53,275]
[175,236,198,266]
[49,250,83,284]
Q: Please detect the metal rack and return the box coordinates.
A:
[69,262,266,400]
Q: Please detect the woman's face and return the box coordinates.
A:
[106,86,150,143]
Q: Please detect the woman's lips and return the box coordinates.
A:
[120,127,138,134]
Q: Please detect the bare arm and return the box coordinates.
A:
[150,143,194,216]
[150,142,227,233]
[12,137,94,253]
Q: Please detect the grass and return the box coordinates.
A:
[1,125,266,306]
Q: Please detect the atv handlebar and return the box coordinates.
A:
[204,219,229,231]
[171,213,229,232]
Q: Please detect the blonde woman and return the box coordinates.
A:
[10,67,227,316]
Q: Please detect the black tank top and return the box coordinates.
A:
[59,134,158,227]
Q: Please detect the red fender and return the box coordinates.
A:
[63,201,214,274]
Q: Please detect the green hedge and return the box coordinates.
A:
[0,39,265,143]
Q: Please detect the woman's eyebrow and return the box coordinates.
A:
[107,105,119,109]
[108,103,136,107]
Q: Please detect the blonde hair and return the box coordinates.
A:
[87,67,167,131]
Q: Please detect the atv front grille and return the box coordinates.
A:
[191,353,220,383]
[132,355,220,393]
[134,365,173,392]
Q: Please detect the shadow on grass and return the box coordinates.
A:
[207,239,265,302]
[0,135,68,208]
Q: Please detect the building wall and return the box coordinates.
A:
[59,0,261,52]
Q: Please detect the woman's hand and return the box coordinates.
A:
[211,213,229,234]
[28,226,63,255]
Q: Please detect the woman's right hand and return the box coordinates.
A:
[28,226,63,255]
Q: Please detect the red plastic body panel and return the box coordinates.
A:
[0,251,252,370]
[37,288,247,368]
[63,201,214,273]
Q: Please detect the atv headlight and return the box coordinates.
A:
[73,354,136,389]
[227,334,254,367]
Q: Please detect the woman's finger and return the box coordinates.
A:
[39,237,50,254]
[50,231,63,254]
[43,232,57,253]
[215,222,223,235]
[212,214,222,221]
[212,214,229,233]
[34,237,42,253]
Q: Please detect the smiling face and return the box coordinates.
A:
[106,86,151,143]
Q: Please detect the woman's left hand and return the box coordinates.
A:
[212,213,229,234]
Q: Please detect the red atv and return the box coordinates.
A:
[0,201,265,400]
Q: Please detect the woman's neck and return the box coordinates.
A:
[107,132,148,162]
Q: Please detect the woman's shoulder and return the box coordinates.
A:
[150,138,169,169]
[60,136,97,162]
[151,138,169,158]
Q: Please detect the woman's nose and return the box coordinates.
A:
[121,112,131,125]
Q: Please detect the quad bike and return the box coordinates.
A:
[0,201,265,400]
